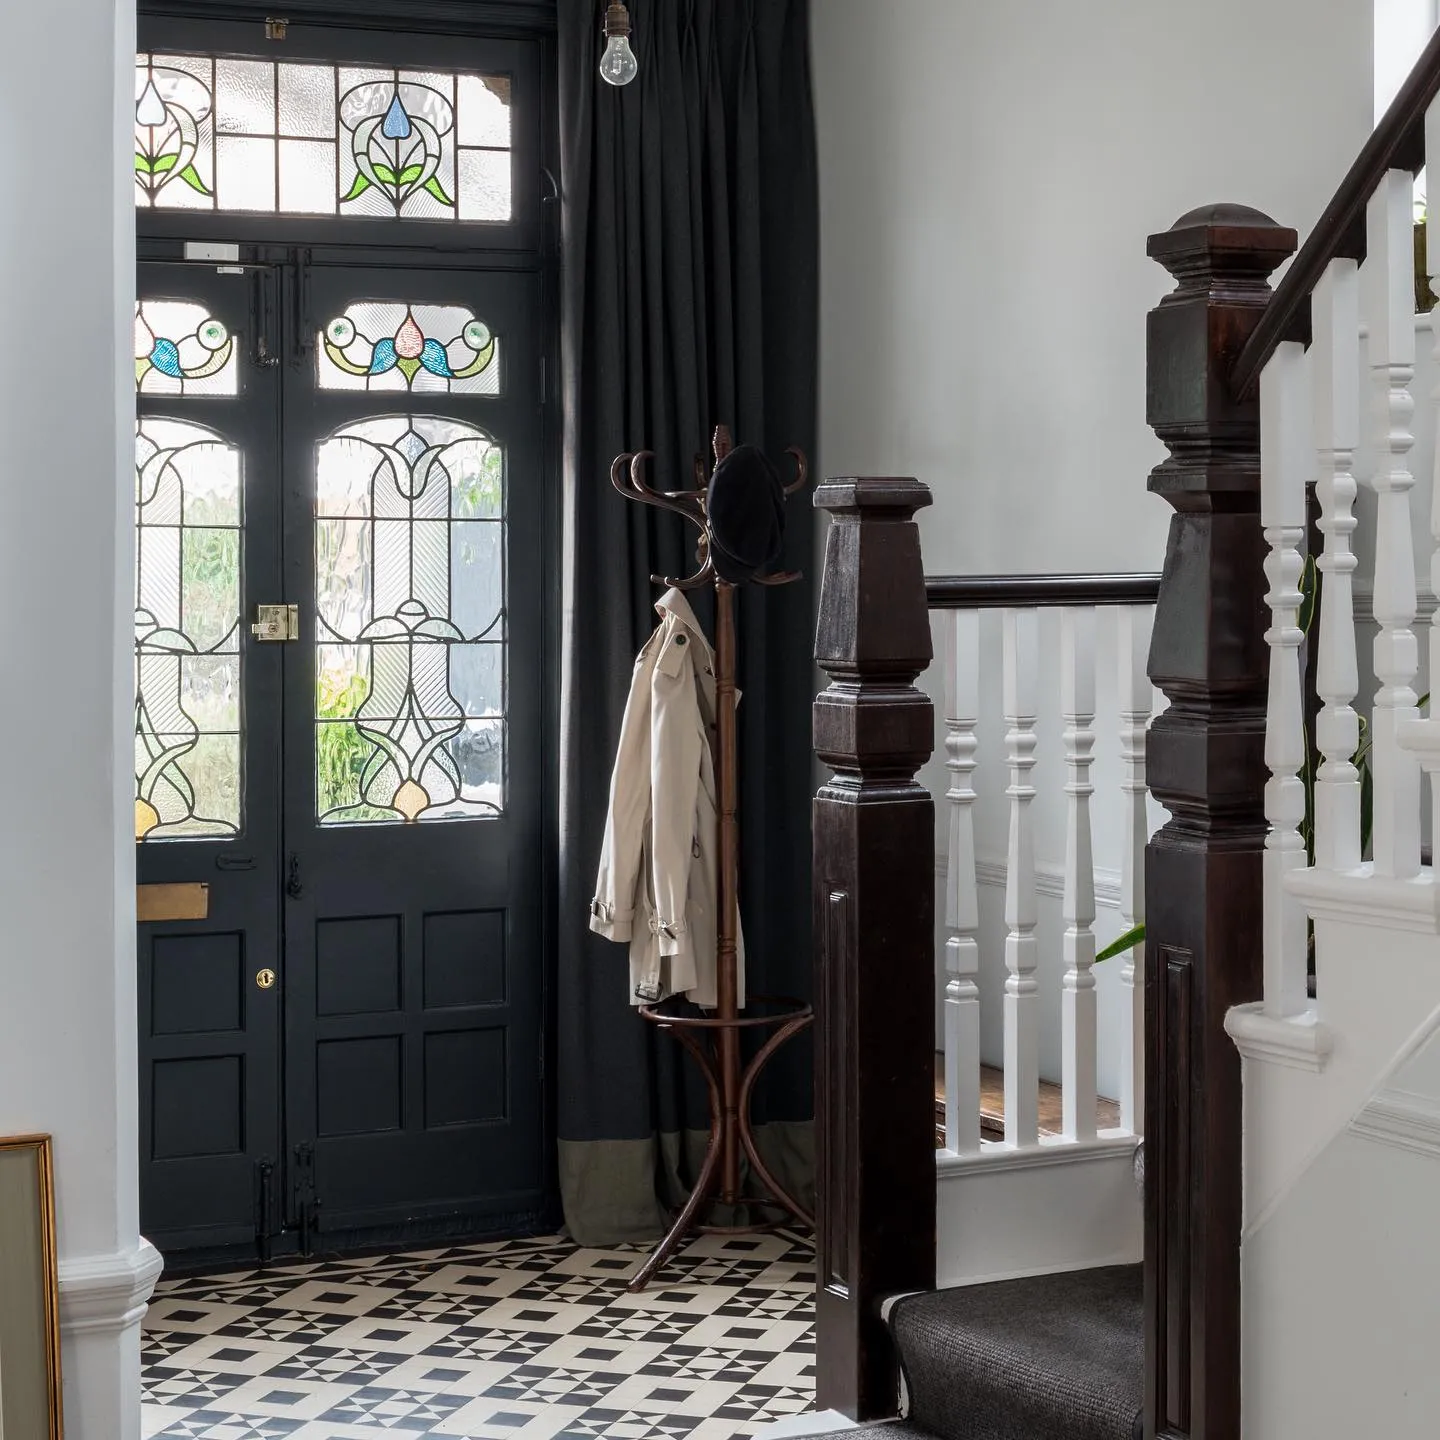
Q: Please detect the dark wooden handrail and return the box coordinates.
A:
[926,572,1162,610]
[1230,22,1440,398]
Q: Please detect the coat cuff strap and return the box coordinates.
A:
[649,914,687,956]
[589,898,634,942]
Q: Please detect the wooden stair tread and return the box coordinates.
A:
[934,1054,1120,1145]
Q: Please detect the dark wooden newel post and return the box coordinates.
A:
[1143,206,1297,1440]
[811,477,936,1419]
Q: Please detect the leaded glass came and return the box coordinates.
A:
[136,301,237,395]
[314,415,505,825]
[319,302,499,393]
[135,418,243,840]
[135,53,513,220]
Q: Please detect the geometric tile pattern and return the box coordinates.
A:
[143,1232,816,1439]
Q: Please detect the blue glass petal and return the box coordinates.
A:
[369,338,398,374]
[150,338,183,377]
[381,93,412,140]
[419,339,454,377]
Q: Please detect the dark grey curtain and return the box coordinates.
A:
[555,0,818,1244]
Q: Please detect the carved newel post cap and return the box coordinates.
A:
[815,476,933,520]
[1147,202,1297,275]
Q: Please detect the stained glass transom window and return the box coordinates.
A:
[135,418,243,841]
[135,53,512,220]
[315,415,505,825]
[319,303,500,393]
[136,301,238,395]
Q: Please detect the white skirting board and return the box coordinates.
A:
[936,1134,1142,1286]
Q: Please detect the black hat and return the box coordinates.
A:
[706,444,785,584]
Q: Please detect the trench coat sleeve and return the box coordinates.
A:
[648,628,704,958]
[589,645,655,944]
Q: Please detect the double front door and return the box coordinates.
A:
[136,254,545,1260]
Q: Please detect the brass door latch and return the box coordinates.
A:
[251,604,299,641]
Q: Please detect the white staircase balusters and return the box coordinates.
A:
[1366,169,1423,880]
[1310,258,1364,874]
[1117,604,1152,1137]
[1002,607,1040,1148]
[941,609,982,1156]
[1061,607,1098,1141]
[1260,341,1313,1020]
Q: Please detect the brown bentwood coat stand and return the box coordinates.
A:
[610,425,814,1292]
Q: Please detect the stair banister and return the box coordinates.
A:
[1230,21,1440,399]
[925,574,1159,1161]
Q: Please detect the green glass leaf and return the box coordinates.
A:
[152,153,180,175]
[372,162,399,185]
[423,176,454,206]
[134,152,153,174]
[398,163,424,184]
[396,356,421,383]
[341,173,372,203]
[177,163,212,196]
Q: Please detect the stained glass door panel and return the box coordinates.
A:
[134,261,286,1256]
[280,263,544,1237]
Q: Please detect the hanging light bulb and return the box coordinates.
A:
[600,0,638,87]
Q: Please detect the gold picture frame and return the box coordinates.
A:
[0,1135,63,1438]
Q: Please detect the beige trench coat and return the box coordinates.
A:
[588,588,745,1008]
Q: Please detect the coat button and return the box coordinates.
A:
[675,635,687,646]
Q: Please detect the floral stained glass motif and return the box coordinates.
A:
[135,55,215,206]
[320,303,499,394]
[135,301,237,395]
[314,415,505,825]
[135,52,512,220]
[135,418,243,841]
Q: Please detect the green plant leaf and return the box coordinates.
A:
[398,163,424,184]
[1096,923,1146,963]
[372,162,398,185]
[177,163,211,195]
[423,175,454,206]
[341,173,371,202]
[1298,553,1319,636]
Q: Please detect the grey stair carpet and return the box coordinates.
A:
[890,1265,1143,1440]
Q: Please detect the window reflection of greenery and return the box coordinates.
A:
[313,436,503,821]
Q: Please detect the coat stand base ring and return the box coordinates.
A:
[627,994,814,1292]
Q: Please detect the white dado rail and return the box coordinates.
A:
[926,574,1159,1160]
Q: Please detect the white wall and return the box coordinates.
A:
[1242,1001,1440,1439]
[812,0,1374,578]
[0,1,160,1434]
[813,0,1374,1093]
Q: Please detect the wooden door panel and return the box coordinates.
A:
[135,261,284,1258]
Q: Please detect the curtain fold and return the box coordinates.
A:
[556,0,818,1245]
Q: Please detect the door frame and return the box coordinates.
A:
[136,0,563,1261]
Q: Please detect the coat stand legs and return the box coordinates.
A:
[610,426,813,1292]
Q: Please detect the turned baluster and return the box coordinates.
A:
[1002,607,1039,1148]
[1061,606,1099,1141]
[940,609,982,1156]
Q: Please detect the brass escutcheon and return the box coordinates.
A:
[255,968,277,990]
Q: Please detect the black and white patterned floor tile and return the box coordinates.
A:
[143,1233,815,1440]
